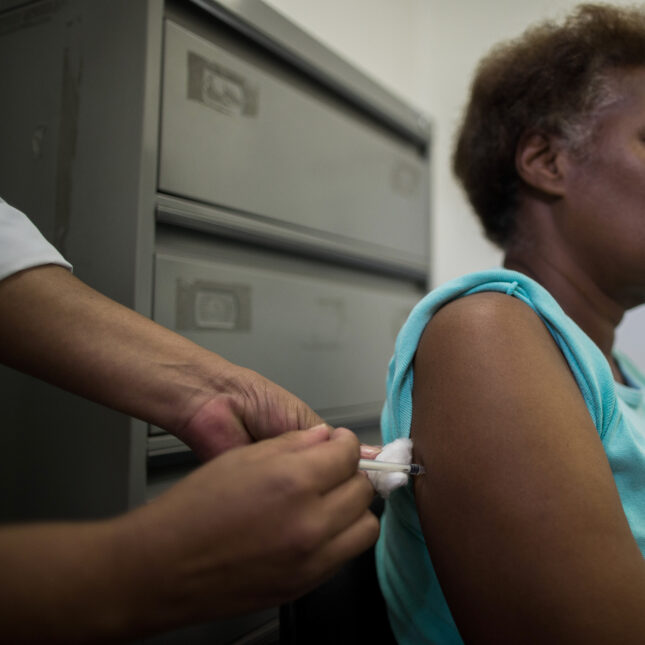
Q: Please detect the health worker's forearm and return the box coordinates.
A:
[0,518,148,644]
[0,264,236,435]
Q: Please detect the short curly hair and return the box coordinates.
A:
[453,3,645,247]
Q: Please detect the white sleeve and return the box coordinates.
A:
[0,198,72,281]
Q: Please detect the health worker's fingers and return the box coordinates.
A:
[360,444,382,459]
[292,426,362,493]
[244,424,332,462]
[299,509,380,590]
[312,472,375,543]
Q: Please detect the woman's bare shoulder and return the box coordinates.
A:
[416,290,562,388]
[425,290,550,344]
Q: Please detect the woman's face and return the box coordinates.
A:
[561,67,645,306]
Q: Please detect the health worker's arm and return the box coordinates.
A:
[0,264,324,458]
[411,292,645,643]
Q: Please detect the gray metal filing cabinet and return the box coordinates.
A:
[0,0,431,642]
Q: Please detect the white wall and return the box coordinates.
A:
[264,0,644,371]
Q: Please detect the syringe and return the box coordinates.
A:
[358,459,426,476]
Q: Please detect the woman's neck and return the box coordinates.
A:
[504,235,626,382]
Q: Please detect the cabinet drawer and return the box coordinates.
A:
[159,19,429,271]
[153,228,423,423]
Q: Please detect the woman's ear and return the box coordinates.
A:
[515,131,567,197]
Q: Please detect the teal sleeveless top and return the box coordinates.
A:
[375,269,645,644]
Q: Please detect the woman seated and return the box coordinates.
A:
[376,4,645,643]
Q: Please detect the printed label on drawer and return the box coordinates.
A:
[176,279,251,331]
[187,51,259,117]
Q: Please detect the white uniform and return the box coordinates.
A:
[0,198,71,281]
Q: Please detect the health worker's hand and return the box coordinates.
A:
[174,364,326,458]
[119,425,379,633]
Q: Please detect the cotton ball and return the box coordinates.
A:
[367,438,414,498]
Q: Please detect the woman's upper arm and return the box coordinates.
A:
[411,292,645,644]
